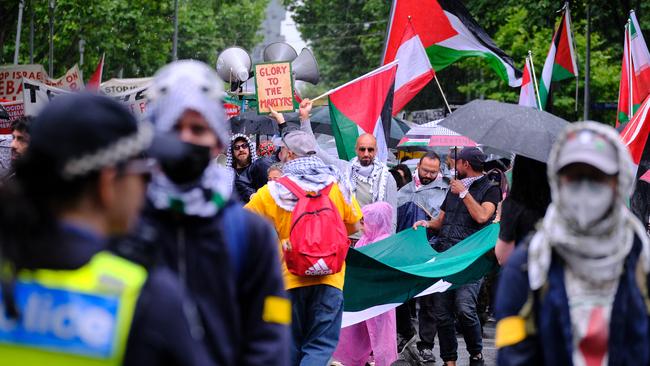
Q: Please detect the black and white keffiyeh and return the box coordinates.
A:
[226,133,258,169]
[345,157,390,202]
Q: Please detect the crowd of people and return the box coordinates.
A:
[0,59,649,366]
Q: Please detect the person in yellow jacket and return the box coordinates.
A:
[0,94,213,366]
[246,129,362,365]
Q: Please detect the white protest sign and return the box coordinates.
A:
[101,77,152,95]
[0,64,84,101]
[108,85,149,119]
[22,79,72,117]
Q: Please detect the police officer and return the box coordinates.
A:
[0,94,213,366]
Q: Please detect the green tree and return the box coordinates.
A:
[1,0,268,79]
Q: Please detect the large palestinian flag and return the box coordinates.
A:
[538,5,578,110]
[343,223,499,327]
[329,62,397,162]
[617,11,650,126]
[383,0,521,87]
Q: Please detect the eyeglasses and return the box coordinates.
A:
[233,143,249,151]
[358,147,375,153]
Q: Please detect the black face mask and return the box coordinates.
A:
[160,142,211,184]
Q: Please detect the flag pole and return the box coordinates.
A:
[434,74,452,114]
[627,20,634,119]
[13,0,25,64]
[311,60,400,102]
[528,51,542,111]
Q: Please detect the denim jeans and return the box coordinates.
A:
[288,285,343,366]
[432,279,483,362]
[417,294,438,350]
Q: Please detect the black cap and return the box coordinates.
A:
[457,147,486,165]
[30,93,182,179]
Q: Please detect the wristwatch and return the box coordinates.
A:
[459,190,469,199]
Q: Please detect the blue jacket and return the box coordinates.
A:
[396,176,449,233]
[113,201,290,366]
[495,234,650,366]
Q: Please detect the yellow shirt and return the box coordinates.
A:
[245,182,362,290]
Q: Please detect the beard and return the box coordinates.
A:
[419,175,433,185]
[359,157,373,166]
[235,154,250,167]
[456,170,467,179]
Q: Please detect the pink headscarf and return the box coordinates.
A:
[356,201,394,248]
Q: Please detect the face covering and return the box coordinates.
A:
[160,141,211,184]
[559,180,614,231]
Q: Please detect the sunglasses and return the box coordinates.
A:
[358,147,375,153]
[233,143,249,151]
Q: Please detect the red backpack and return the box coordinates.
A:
[276,177,350,276]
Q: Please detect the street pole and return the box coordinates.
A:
[29,0,34,63]
[583,1,591,120]
[49,0,56,76]
[172,0,179,61]
[13,0,25,64]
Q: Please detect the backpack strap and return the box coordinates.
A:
[221,203,249,281]
[277,176,307,197]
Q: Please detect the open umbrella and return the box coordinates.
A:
[440,100,569,162]
[397,119,477,153]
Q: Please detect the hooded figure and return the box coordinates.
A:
[113,60,290,366]
[226,133,272,202]
[333,202,398,366]
[495,122,650,366]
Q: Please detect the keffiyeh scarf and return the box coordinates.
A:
[345,157,389,202]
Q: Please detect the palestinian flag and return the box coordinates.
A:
[617,11,650,126]
[392,21,435,114]
[329,62,397,162]
[86,53,105,91]
[383,0,521,87]
[620,94,650,166]
[342,223,499,327]
[538,4,578,110]
[518,55,539,109]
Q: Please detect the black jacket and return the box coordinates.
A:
[113,200,290,366]
[234,157,273,202]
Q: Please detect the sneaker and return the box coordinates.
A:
[418,348,436,363]
[469,353,484,366]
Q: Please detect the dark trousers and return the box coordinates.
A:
[288,285,343,366]
[417,294,438,350]
[433,279,483,362]
[396,300,416,340]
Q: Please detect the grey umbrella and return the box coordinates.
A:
[439,99,569,162]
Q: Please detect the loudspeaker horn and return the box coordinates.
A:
[292,48,320,85]
[263,42,298,62]
[216,47,252,83]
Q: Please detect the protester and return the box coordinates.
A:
[270,98,397,233]
[267,163,283,181]
[494,155,551,265]
[113,60,290,365]
[495,122,650,365]
[0,94,213,365]
[227,134,273,202]
[445,148,458,177]
[333,201,398,366]
[245,128,362,366]
[395,151,450,360]
[414,146,501,366]
[10,116,30,163]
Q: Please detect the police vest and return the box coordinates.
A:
[0,251,147,366]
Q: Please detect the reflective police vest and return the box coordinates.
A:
[0,251,147,366]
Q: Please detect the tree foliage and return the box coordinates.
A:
[0,0,268,79]
[286,0,650,124]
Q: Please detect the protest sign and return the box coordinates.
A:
[0,100,25,134]
[109,85,148,119]
[0,64,83,101]
[22,79,72,117]
[101,77,152,95]
[254,62,294,114]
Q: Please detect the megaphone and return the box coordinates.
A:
[292,48,320,85]
[216,47,252,83]
[263,42,298,62]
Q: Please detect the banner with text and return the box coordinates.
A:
[0,100,25,133]
[100,77,152,95]
[22,79,72,117]
[0,64,83,101]
[254,62,294,114]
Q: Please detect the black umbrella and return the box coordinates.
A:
[229,110,299,135]
[439,100,569,162]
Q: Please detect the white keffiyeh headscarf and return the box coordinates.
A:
[345,157,390,202]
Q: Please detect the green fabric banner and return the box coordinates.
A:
[343,223,500,312]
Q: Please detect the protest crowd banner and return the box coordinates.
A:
[100,77,152,95]
[0,64,83,101]
[254,62,294,113]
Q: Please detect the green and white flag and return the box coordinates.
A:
[343,223,499,327]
